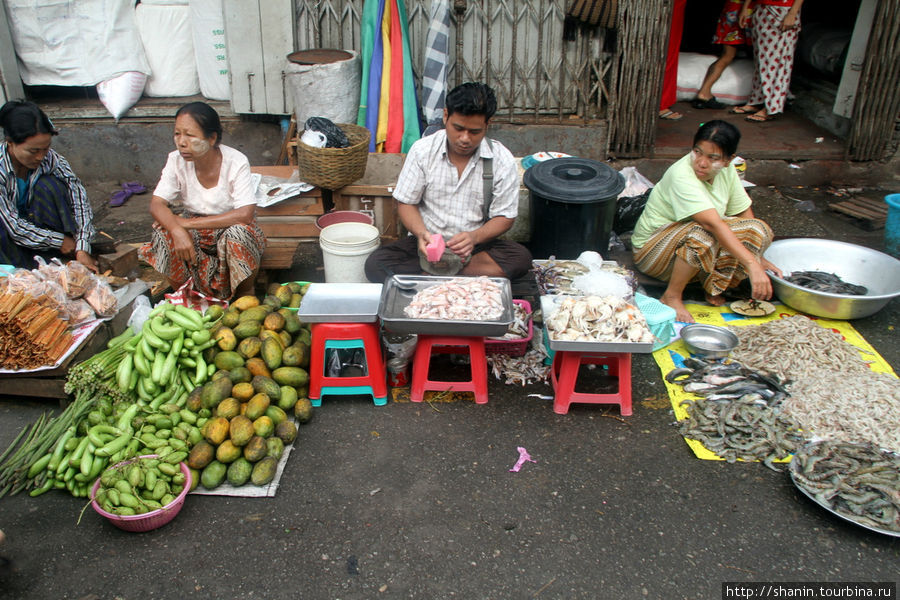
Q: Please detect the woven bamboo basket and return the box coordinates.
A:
[295,123,370,190]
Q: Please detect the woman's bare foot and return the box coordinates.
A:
[705,293,726,306]
[661,293,694,323]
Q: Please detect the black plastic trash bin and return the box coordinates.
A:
[523,157,625,260]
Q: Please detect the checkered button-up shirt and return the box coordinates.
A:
[393,130,519,238]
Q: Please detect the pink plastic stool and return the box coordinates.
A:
[309,322,387,406]
[410,335,489,404]
[550,351,632,415]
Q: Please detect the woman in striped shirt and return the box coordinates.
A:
[0,100,97,271]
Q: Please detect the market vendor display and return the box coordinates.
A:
[631,120,782,323]
[0,100,98,272]
[364,82,532,283]
[140,102,266,301]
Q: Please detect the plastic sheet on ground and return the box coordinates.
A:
[652,302,895,461]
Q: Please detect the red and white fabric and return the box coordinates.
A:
[747,4,800,116]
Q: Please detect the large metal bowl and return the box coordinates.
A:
[764,238,900,320]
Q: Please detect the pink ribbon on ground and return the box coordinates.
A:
[509,446,537,472]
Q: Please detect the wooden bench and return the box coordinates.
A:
[251,166,325,270]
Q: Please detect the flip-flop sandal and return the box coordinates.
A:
[122,181,147,194]
[109,189,132,207]
[729,105,759,114]
[691,96,725,110]
[659,109,683,121]
[745,112,775,122]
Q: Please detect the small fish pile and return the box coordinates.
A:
[784,270,868,295]
[487,329,550,386]
[665,356,789,406]
[545,295,654,344]
[403,277,504,321]
[791,441,900,533]
[533,259,638,298]
[678,395,804,471]
[533,260,588,295]
[491,302,530,341]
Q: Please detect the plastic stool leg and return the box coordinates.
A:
[409,337,434,403]
[468,338,488,404]
[617,354,632,416]
[552,351,581,414]
[308,323,329,401]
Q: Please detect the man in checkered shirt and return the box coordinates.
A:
[364,83,532,283]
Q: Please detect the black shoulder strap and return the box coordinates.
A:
[482,138,493,222]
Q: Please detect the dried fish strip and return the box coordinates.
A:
[792,441,900,533]
[728,315,900,452]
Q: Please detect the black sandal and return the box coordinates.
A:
[729,105,760,115]
[692,96,725,110]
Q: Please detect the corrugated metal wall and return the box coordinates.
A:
[294,0,610,121]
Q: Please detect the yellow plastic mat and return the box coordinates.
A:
[653,302,897,461]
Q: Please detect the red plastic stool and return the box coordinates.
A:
[550,351,632,415]
[410,335,489,404]
[309,322,387,406]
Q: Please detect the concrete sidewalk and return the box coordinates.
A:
[0,183,898,600]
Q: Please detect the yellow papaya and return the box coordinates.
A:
[204,416,230,446]
[186,385,204,412]
[275,420,298,444]
[261,338,283,371]
[231,382,255,402]
[233,320,262,339]
[272,367,309,388]
[243,436,268,462]
[294,397,313,424]
[278,331,292,348]
[215,327,237,351]
[231,295,260,311]
[229,415,255,447]
[258,329,283,346]
[187,440,215,470]
[286,281,303,294]
[263,312,285,332]
[267,282,284,297]
[289,293,303,308]
[237,336,262,359]
[215,397,241,420]
[245,393,271,421]
[205,304,225,321]
[238,306,270,322]
[245,357,271,378]
[274,284,293,306]
[222,308,240,328]
[215,439,242,463]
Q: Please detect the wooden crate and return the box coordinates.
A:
[332,183,401,240]
[828,196,888,231]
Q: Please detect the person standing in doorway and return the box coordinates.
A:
[659,0,688,120]
[692,0,751,109]
[730,0,805,121]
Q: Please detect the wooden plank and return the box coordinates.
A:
[257,196,323,217]
[260,238,301,269]
[257,218,320,238]
[831,201,884,220]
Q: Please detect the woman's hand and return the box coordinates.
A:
[760,257,782,279]
[75,250,99,273]
[747,261,774,301]
[171,225,197,264]
[780,11,799,32]
[738,6,753,29]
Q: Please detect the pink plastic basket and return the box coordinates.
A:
[91,455,191,533]
[486,299,533,357]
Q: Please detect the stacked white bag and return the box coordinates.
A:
[190,0,231,101]
[135,0,201,97]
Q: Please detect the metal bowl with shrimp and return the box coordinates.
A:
[763,238,900,320]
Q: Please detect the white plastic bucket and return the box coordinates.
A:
[319,222,380,283]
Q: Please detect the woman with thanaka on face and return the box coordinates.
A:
[140,102,265,300]
[631,120,782,322]
[0,100,98,271]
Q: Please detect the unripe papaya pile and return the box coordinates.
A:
[184,282,314,490]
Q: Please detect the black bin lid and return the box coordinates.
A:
[523,157,625,204]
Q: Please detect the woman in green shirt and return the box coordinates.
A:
[632,120,781,322]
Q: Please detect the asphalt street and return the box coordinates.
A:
[0,184,898,600]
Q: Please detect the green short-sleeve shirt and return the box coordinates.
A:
[630,153,752,249]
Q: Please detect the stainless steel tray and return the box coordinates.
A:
[297,283,383,323]
[789,442,900,538]
[378,275,514,336]
[541,295,655,353]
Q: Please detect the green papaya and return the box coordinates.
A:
[228,366,252,384]
[272,367,309,388]
[233,320,262,340]
[214,351,245,371]
[277,385,297,411]
[243,436,268,462]
[237,336,262,359]
[238,306,270,322]
[294,397,313,424]
[226,457,252,486]
[275,420,297,444]
[200,460,227,489]
[251,456,277,486]
[261,337,283,370]
[251,375,281,400]
[201,377,233,410]
[266,437,285,460]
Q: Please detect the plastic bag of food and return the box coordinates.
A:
[126,294,152,333]
[65,298,96,324]
[64,260,93,298]
[35,257,69,295]
[84,277,118,317]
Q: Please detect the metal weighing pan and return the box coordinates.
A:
[540,295,655,354]
[789,442,900,538]
[297,282,383,323]
[378,275,514,336]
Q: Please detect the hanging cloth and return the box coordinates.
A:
[421,0,451,127]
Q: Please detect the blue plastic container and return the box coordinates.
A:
[885,193,900,258]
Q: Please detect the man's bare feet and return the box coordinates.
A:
[705,293,726,306]
[660,293,694,323]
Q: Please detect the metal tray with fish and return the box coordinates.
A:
[789,440,900,538]
[297,282,383,323]
[378,275,514,336]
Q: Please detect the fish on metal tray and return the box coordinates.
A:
[784,270,868,295]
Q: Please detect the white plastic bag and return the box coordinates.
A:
[97,71,148,121]
[126,295,153,334]
[135,3,200,97]
[617,167,654,199]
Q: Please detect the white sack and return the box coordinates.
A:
[135,4,200,97]
[97,71,148,121]
[189,0,231,100]
[5,0,150,86]
[676,52,753,106]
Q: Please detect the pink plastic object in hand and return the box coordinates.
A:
[425,234,445,262]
